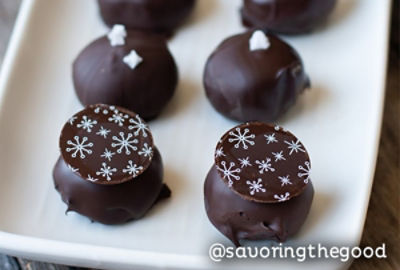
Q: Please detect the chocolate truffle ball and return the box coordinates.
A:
[241,0,337,34]
[98,0,196,35]
[73,25,178,121]
[203,30,310,122]
[53,104,170,225]
[204,122,314,246]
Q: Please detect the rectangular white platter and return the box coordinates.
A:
[0,0,391,269]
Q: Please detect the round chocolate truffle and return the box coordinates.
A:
[97,0,196,35]
[241,0,337,34]
[53,104,170,225]
[73,25,178,121]
[203,30,310,123]
[204,122,314,246]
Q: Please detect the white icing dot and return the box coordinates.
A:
[123,50,143,70]
[107,24,127,47]
[249,30,270,51]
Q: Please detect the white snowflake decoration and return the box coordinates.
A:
[238,156,252,168]
[111,132,138,155]
[298,161,311,184]
[107,24,127,47]
[76,115,97,133]
[66,136,93,159]
[122,160,143,177]
[101,148,115,162]
[128,115,149,137]
[67,164,79,173]
[272,151,286,162]
[274,192,290,202]
[246,178,266,196]
[274,125,280,131]
[255,157,275,174]
[278,175,292,187]
[108,112,129,127]
[264,133,278,144]
[87,174,98,182]
[96,162,117,181]
[138,143,153,158]
[215,147,226,158]
[68,116,77,125]
[216,161,241,187]
[123,50,143,70]
[249,30,270,51]
[284,140,305,155]
[228,127,255,150]
[96,126,111,138]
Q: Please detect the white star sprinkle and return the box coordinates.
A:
[249,30,270,51]
[123,50,143,70]
[107,24,127,47]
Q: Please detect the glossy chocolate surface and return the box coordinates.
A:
[241,0,337,34]
[54,148,170,225]
[204,165,314,246]
[203,31,310,122]
[73,31,178,121]
[214,123,310,203]
[98,0,196,35]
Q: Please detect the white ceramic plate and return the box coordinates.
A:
[0,0,391,269]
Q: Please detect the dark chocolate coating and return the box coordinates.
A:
[204,166,314,246]
[241,0,337,35]
[73,31,178,121]
[203,31,310,122]
[53,148,170,225]
[98,0,196,35]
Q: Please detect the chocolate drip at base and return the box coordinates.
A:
[54,148,169,225]
[204,166,313,246]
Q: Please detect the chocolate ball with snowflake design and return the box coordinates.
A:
[73,25,178,121]
[204,122,314,246]
[53,104,170,225]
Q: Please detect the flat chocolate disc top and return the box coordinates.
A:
[60,104,154,185]
[215,122,311,203]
